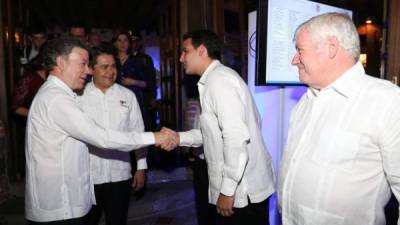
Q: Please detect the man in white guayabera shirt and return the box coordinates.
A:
[78,47,148,225]
[278,12,400,225]
[163,30,275,225]
[25,37,175,225]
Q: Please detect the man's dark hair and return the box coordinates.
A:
[89,46,115,68]
[131,30,142,40]
[42,37,89,71]
[183,30,223,60]
[68,21,89,34]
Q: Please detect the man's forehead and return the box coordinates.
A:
[96,55,116,65]
[182,39,194,49]
[69,47,89,59]
[98,54,114,60]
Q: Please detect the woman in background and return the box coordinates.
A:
[113,31,148,112]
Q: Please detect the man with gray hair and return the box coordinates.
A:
[25,37,174,224]
[278,12,400,225]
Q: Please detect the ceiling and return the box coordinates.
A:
[20,0,167,33]
[15,0,383,33]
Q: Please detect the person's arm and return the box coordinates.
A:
[213,77,249,195]
[121,59,148,88]
[210,75,250,216]
[121,77,147,88]
[11,75,30,117]
[49,94,163,151]
[15,107,29,117]
[178,129,203,147]
[127,91,148,191]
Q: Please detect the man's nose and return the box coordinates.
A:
[179,53,184,63]
[291,52,299,65]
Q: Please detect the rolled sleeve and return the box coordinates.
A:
[51,95,155,151]
[136,158,147,170]
[210,77,249,195]
[179,129,203,147]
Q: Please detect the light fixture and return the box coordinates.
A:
[366,17,372,24]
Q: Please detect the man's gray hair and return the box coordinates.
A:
[42,37,89,71]
[294,12,360,61]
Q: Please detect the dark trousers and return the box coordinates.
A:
[28,215,88,225]
[191,156,216,225]
[214,197,270,225]
[88,179,132,225]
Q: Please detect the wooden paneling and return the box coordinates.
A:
[387,0,400,83]
[159,0,181,129]
[0,0,11,203]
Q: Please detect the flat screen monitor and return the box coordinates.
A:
[255,0,352,86]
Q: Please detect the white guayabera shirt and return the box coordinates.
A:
[78,82,147,184]
[25,76,154,222]
[179,60,275,208]
[279,62,400,225]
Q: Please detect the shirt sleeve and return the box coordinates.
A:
[49,94,155,151]
[136,158,147,170]
[128,91,149,165]
[179,129,203,147]
[11,74,31,111]
[210,75,250,197]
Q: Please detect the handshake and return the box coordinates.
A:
[154,127,180,151]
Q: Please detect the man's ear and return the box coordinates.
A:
[198,44,208,57]
[327,36,339,59]
[55,56,65,71]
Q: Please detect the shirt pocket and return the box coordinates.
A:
[34,167,63,210]
[308,129,360,172]
[109,100,130,127]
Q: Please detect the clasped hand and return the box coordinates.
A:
[154,127,179,151]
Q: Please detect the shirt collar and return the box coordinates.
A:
[85,81,116,95]
[330,62,365,98]
[198,60,221,85]
[47,75,77,98]
[306,62,365,99]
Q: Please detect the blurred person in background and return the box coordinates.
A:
[114,30,150,196]
[88,31,102,48]
[69,21,89,45]
[19,24,48,76]
[11,54,48,180]
[131,31,158,131]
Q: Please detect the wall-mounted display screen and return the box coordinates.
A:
[255,0,352,86]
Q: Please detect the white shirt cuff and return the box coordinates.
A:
[136,158,147,170]
[179,131,193,146]
[142,132,156,145]
[220,177,238,197]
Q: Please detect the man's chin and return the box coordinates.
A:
[184,69,195,75]
[73,82,86,93]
